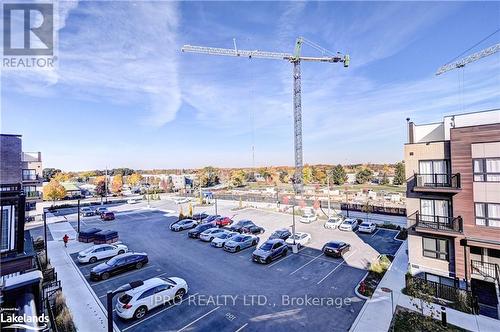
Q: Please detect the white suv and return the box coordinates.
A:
[77,243,128,264]
[116,277,188,320]
[299,213,317,224]
[324,215,345,229]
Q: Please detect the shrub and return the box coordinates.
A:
[369,255,391,275]
[55,306,77,332]
[397,228,408,240]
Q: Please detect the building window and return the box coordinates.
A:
[420,199,450,223]
[418,160,449,185]
[22,169,37,181]
[1,205,16,252]
[422,236,449,261]
[23,185,38,198]
[473,158,500,182]
[475,203,500,227]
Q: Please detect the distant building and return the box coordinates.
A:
[346,173,356,184]
[405,109,500,318]
[61,182,83,199]
[22,152,43,222]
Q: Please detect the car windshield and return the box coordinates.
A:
[217,233,229,239]
[344,220,354,225]
[119,294,132,304]
[107,256,119,265]
[232,236,244,242]
[290,234,301,240]
[80,247,96,254]
[260,243,273,251]
[327,242,340,248]
[360,223,370,227]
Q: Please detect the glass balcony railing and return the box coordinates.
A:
[414,173,461,191]
[22,174,40,181]
[409,211,463,233]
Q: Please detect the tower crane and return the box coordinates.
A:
[181,37,349,193]
[436,42,500,75]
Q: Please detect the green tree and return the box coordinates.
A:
[198,166,220,187]
[303,166,313,184]
[43,168,61,182]
[278,170,290,184]
[43,180,66,206]
[312,167,327,184]
[330,164,348,185]
[355,168,373,184]
[393,161,405,185]
[380,172,390,185]
[230,170,246,187]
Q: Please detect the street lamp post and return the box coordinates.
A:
[106,280,144,332]
[77,199,81,233]
[214,197,218,215]
[43,209,48,263]
[381,287,394,315]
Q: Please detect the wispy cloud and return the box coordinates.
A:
[3,1,182,126]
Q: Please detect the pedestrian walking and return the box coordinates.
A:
[63,234,69,248]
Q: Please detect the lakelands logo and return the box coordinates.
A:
[2,2,57,69]
[1,311,49,330]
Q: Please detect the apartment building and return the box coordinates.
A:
[405,109,500,318]
[22,152,43,221]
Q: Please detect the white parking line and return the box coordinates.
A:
[267,246,307,268]
[370,229,380,238]
[177,306,221,332]
[235,323,248,332]
[122,293,200,332]
[97,271,170,299]
[316,262,344,285]
[289,252,324,275]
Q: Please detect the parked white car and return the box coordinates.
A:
[171,197,191,204]
[299,213,317,224]
[199,228,226,242]
[80,207,94,217]
[324,215,345,229]
[339,218,359,232]
[116,277,188,320]
[211,231,238,248]
[285,232,311,248]
[127,198,140,204]
[77,243,128,264]
[358,221,377,234]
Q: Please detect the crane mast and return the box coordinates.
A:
[182,38,349,193]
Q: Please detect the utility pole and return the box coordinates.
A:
[104,167,108,205]
[77,199,81,233]
[345,183,349,217]
[327,176,331,217]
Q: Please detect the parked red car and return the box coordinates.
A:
[215,216,233,227]
[101,212,115,221]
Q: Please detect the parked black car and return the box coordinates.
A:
[188,222,215,238]
[229,220,255,233]
[242,224,265,235]
[192,213,209,221]
[269,229,291,241]
[202,215,221,223]
[322,241,351,258]
[252,239,288,264]
[90,253,148,281]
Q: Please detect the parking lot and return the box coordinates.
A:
[67,201,403,331]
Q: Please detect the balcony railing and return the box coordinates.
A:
[409,211,463,233]
[471,260,500,284]
[414,173,461,191]
[22,174,40,181]
[25,191,41,198]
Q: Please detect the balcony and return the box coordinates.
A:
[413,173,461,194]
[409,211,463,234]
[471,260,500,283]
[25,191,41,199]
[22,174,40,181]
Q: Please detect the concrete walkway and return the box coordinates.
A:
[350,241,500,332]
[47,220,116,332]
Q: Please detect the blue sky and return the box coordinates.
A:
[1,1,500,171]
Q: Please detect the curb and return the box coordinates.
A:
[354,271,370,300]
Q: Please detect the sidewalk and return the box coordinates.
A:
[47,220,114,332]
[350,241,500,332]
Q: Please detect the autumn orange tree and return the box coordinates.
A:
[43,180,67,206]
[111,175,123,194]
[127,173,143,187]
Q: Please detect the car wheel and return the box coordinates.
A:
[265,257,272,264]
[101,272,110,280]
[297,243,302,250]
[175,288,186,301]
[282,250,287,257]
[118,250,125,255]
[210,237,214,241]
[134,306,148,320]
[135,262,143,269]
[89,257,97,264]
[235,246,241,252]
[252,240,257,246]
